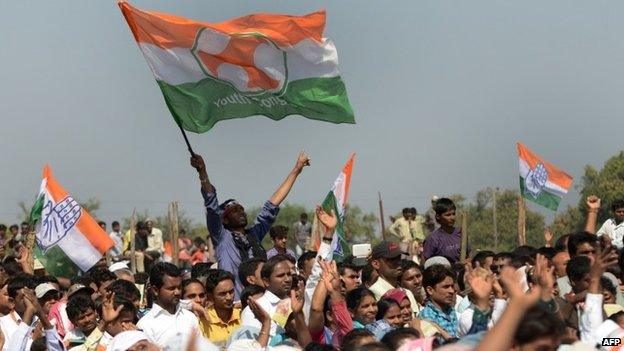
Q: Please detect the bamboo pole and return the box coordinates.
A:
[492,187,499,251]
[171,202,180,266]
[130,208,137,274]
[460,211,469,262]
[378,191,387,241]
[517,197,526,246]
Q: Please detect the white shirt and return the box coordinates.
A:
[597,218,624,249]
[240,290,286,337]
[109,231,124,254]
[0,311,21,351]
[579,293,604,345]
[137,303,199,348]
[457,298,507,337]
[147,228,164,254]
[304,241,333,323]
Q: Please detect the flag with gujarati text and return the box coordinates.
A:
[311,154,355,262]
[29,166,114,277]
[118,1,354,132]
[517,143,573,211]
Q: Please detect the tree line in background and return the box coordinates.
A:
[10,150,624,253]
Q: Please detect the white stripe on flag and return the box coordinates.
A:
[519,159,568,196]
[137,38,339,86]
[57,226,103,272]
[139,44,206,85]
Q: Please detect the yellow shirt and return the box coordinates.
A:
[199,307,242,344]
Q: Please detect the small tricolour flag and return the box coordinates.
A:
[517,143,573,211]
[29,166,114,277]
[118,1,355,133]
[311,154,354,261]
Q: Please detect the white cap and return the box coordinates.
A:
[108,261,130,273]
[431,195,440,202]
[106,331,148,351]
[35,283,58,299]
[423,256,451,269]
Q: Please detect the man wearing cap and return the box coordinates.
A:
[35,283,60,315]
[190,151,310,300]
[369,242,420,314]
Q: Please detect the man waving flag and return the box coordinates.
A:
[118,1,355,133]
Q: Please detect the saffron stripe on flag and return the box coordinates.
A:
[119,1,325,48]
[517,143,573,189]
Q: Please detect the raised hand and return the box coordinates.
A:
[293,151,311,173]
[248,297,270,324]
[17,246,33,274]
[499,267,541,307]
[492,277,505,299]
[543,228,553,246]
[190,154,206,173]
[316,206,337,233]
[591,246,619,277]
[467,273,493,301]
[586,195,601,211]
[291,289,304,314]
[319,259,341,294]
[102,292,124,323]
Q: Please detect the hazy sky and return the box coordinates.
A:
[2,1,624,230]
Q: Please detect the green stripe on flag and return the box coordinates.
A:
[35,246,82,278]
[321,191,350,262]
[157,76,355,133]
[28,193,44,224]
[519,176,562,211]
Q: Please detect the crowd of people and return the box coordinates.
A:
[1,152,624,351]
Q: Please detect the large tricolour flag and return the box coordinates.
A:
[312,154,354,262]
[29,166,114,277]
[517,143,573,211]
[118,1,355,133]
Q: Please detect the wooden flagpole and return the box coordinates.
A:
[517,197,526,246]
[460,211,469,262]
[378,191,387,241]
[130,208,137,274]
[170,202,180,266]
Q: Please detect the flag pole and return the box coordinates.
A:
[378,191,387,241]
[460,211,468,262]
[517,196,526,246]
[177,122,195,156]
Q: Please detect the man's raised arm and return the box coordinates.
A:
[190,154,214,193]
[268,151,310,206]
[190,153,223,244]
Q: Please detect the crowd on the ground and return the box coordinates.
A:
[1,153,624,350]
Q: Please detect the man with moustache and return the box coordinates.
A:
[137,263,198,348]
[369,242,420,315]
[190,151,310,300]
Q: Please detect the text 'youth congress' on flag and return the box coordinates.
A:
[311,154,355,262]
[118,1,355,132]
[517,142,573,211]
[29,166,114,277]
